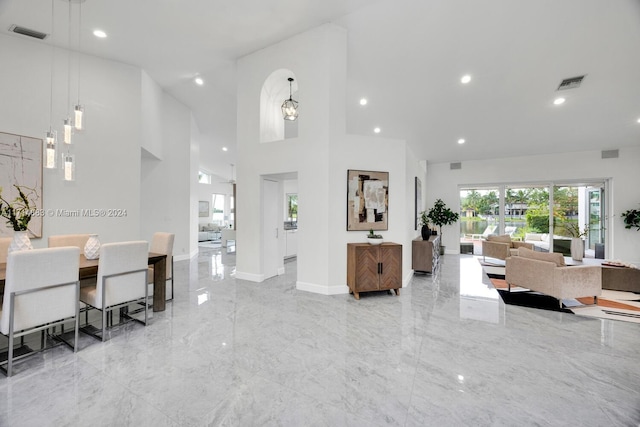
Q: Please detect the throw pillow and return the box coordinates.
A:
[517,247,565,267]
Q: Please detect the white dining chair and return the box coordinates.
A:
[79,241,148,341]
[147,232,175,301]
[48,234,91,249]
[0,246,80,376]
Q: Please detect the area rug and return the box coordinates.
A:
[480,260,640,324]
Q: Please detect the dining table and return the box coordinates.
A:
[0,252,168,312]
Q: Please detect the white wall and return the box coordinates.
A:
[1,34,198,258]
[0,34,141,246]
[425,147,640,263]
[236,24,422,293]
[140,88,193,260]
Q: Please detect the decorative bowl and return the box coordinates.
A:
[367,237,384,245]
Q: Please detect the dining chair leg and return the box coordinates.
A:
[102,309,107,342]
[7,331,14,377]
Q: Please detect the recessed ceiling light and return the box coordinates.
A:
[553,97,566,105]
[461,75,471,84]
[93,29,107,38]
[458,138,465,144]
[222,147,228,152]
[637,118,640,123]
[194,77,204,86]
[374,127,381,134]
[359,98,368,106]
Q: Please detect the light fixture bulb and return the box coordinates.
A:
[63,153,75,181]
[74,105,83,130]
[461,75,471,84]
[45,130,57,169]
[374,127,381,134]
[222,147,228,152]
[93,29,107,38]
[553,97,566,105]
[458,138,466,144]
[359,98,368,106]
[194,77,204,86]
[63,118,73,144]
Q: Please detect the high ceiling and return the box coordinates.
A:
[2,0,640,181]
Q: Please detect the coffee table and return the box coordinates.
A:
[566,258,640,293]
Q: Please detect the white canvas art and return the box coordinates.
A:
[0,132,43,238]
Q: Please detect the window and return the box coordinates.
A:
[198,171,211,184]
[287,194,298,222]
[212,194,225,225]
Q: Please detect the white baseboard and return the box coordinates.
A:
[296,281,349,295]
[174,250,197,262]
[403,271,413,287]
[235,271,265,282]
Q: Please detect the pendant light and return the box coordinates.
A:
[281,77,298,121]
[73,0,84,130]
[63,0,73,144]
[45,0,57,169]
[63,153,75,181]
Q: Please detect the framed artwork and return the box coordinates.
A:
[0,132,43,238]
[415,177,422,230]
[347,169,389,231]
[198,200,210,217]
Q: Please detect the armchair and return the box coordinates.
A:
[482,234,533,262]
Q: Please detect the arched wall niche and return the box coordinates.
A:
[260,69,299,143]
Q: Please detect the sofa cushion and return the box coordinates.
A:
[517,246,565,267]
[487,234,512,244]
[524,233,542,241]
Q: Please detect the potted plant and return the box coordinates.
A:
[426,199,459,254]
[562,222,588,261]
[621,207,640,231]
[418,211,430,240]
[0,184,38,252]
[367,229,383,245]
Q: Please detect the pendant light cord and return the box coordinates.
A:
[77,1,81,104]
[49,0,55,131]
[67,0,72,115]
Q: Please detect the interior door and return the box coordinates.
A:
[262,179,279,279]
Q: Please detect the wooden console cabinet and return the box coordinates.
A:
[347,243,402,300]
[412,235,440,273]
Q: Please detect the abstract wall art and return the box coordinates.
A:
[347,169,389,231]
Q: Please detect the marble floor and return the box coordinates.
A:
[1,249,639,426]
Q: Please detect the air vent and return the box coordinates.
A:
[9,25,48,40]
[450,162,462,170]
[557,75,585,91]
[601,149,619,159]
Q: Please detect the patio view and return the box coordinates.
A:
[459,182,606,258]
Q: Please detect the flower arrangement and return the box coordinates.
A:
[0,185,38,231]
[561,222,589,239]
[368,229,383,239]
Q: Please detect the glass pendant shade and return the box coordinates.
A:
[281,99,298,121]
[63,153,75,181]
[45,130,57,169]
[281,77,298,121]
[74,105,83,130]
[63,118,73,144]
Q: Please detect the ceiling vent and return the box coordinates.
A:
[557,75,585,91]
[450,162,462,170]
[601,149,619,159]
[9,25,48,40]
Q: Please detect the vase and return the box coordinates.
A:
[570,237,584,261]
[8,230,33,253]
[84,234,101,260]
[421,225,430,240]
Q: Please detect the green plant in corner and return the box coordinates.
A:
[621,207,640,231]
[426,199,459,240]
[0,185,38,231]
